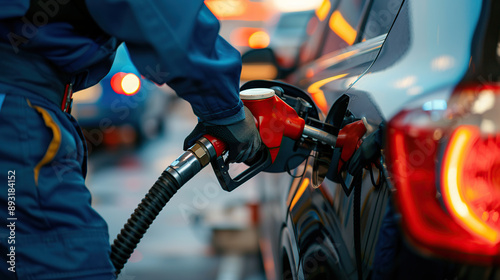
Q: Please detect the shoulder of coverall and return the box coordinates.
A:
[24,0,105,38]
[0,1,30,19]
[0,0,119,91]
[0,0,103,37]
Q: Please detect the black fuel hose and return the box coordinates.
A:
[110,170,181,275]
[109,139,214,276]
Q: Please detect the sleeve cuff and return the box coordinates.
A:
[202,105,245,126]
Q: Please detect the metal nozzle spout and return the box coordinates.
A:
[302,124,337,147]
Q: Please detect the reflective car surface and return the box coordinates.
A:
[249,0,500,279]
[73,44,170,149]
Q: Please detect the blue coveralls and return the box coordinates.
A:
[0,1,243,279]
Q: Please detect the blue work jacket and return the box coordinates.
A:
[0,0,244,125]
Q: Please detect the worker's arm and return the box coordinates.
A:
[0,1,30,19]
[85,0,261,162]
[84,0,244,125]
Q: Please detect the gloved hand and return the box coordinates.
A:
[184,107,262,163]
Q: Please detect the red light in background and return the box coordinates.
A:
[111,72,141,96]
[111,72,127,94]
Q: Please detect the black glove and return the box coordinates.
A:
[184,107,262,163]
[347,125,384,176]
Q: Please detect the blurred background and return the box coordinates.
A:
[72,0,322,279]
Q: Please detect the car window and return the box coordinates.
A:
[360,0,403,40]
[320,0,369,56]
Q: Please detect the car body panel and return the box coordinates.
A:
[256,0,498,279]
[275,0,404,279]
[254,0,407,279]
[283,2,483,276]
[289,34,386,117]
[287,163,355,279]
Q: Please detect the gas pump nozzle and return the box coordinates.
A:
[240,88,337,156]
[209,88,339,192]
[110,87,344,275]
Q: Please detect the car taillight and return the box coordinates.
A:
[386,84,500,265]
[111,72,141,96]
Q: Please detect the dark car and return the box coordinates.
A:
[72,44,170,150]
[243,0,500,279]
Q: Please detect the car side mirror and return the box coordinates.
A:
[241,48,287,81]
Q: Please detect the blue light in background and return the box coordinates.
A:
[423,99,447,111]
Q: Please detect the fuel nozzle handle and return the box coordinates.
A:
[241,88,337,160]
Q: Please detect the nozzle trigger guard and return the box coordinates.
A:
[211,147,272,192]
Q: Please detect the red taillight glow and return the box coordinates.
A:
[111,72,141,96]
[387,84,500,265]
[442,126,500,244]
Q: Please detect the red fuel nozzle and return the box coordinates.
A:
[335,120,367,172]
[204,88,340,192]
[240,88,305,162]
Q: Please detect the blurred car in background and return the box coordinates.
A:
[73,44,171,150]
[244,0,500,279]
[265,9,314,69]
[205,0,273,53]
[240,10,314,81]
[207,0,316,57]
